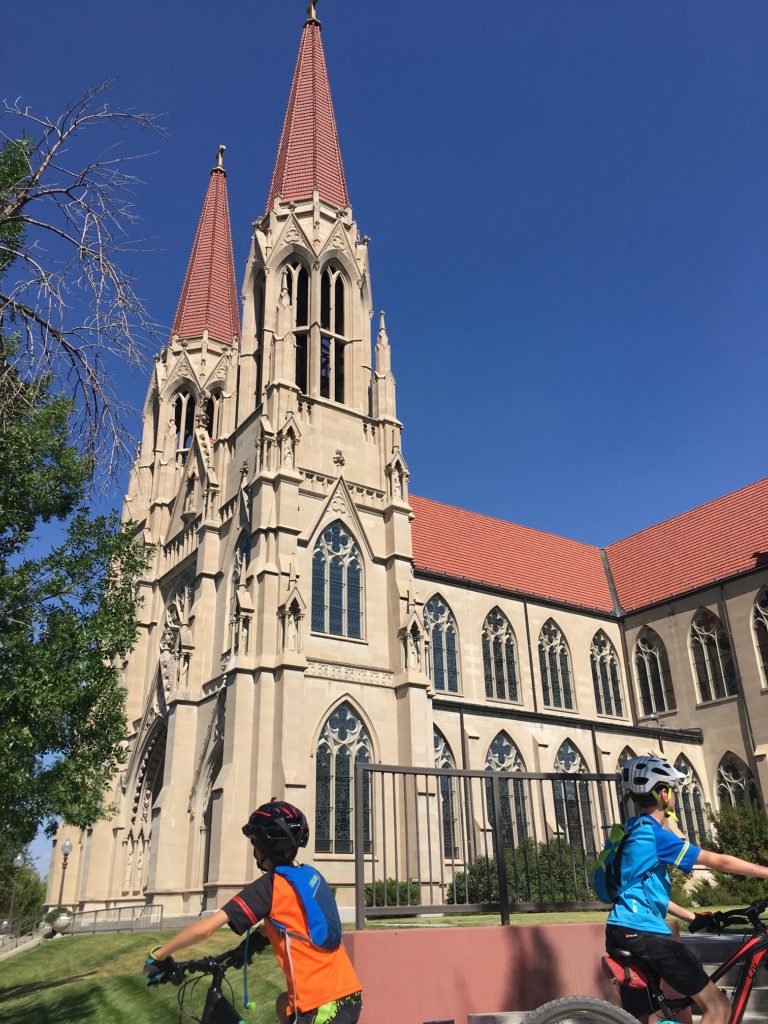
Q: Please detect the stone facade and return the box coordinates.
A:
[47,15,768,915]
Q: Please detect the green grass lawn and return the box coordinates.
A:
[0,930,285,1024]
[0,909,743,1024]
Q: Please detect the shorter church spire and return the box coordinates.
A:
[172,148,241,346]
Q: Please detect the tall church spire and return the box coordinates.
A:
[265,7,349,213]
[172,146,241,346]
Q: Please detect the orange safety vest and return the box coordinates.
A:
[263,873,361,1013]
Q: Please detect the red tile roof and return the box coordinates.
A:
[605,477,768,613]
[410,494,615,613]
[173,167,240,346]
[265,19,349,213]
[410,478,768,616]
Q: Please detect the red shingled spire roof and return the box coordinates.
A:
[173,162,240,346]
[265,15,349,213]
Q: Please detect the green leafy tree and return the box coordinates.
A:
[0,360,149,852]
[0,850,46,923]
[0,137,150,854]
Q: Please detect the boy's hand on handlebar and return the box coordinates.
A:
[689,912,720,934]
[144,947,178,985]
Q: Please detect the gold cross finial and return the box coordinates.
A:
[306,0,319,22]
[216,144,226,170]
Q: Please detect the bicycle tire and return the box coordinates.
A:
[520,996,641,1024]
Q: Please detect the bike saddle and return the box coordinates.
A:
[601,955,650,990]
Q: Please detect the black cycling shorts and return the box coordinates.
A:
[606,925,710,1017]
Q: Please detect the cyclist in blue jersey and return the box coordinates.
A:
[607,755,768,1024]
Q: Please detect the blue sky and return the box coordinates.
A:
[4,1,767,870]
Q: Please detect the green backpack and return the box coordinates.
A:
[591,819,646,904]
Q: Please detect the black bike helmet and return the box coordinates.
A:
[242,800,309,861]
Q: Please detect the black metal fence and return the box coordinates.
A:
[353,763,623,928]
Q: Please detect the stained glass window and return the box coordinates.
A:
[434,729,459,859]
[485,733,528,850]
[590,630,625,717]
[315,704,372,854]
[424,596,460,693]
[634,627,676,717]
[311,523,364,638]
[717,753,760,808]
[674,756,708,845]
[553,740,596,857]
[690,609,737,703]
[752,590,768,689]
[538,620,574,710]
[481,609,520,702]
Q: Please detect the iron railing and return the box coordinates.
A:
[354,763,623,928]
[63,903,165,934]
[0,915,44,952]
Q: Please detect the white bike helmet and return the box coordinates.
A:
[623,755,686,796]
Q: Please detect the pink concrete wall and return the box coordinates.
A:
[343,922,690,1024]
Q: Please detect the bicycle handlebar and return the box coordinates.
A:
[157,931,271,985]
[689,898,768,935]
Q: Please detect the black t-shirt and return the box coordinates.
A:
[222,873,274,934]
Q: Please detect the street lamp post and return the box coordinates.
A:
[57,839,73,910]
[8,853,24,933]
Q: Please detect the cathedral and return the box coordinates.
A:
[48,8,768,916]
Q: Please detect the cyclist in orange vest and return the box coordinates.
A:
[143,801,362,1024]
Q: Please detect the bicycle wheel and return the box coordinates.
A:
[520,996,641,1024]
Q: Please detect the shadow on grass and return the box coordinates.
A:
[0,972,97,1002]
[0,984,97,1024]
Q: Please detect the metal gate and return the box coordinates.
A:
[353,762,622,928]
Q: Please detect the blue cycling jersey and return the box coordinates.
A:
[607,814,700,935]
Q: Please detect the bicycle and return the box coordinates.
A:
[150,931,270,1024]
[519,897,768,1024]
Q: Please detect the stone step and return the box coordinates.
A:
[467,1014,527,1024]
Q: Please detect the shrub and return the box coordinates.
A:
[691,801,768,907]
[43,907,69,924]
[364,878,420,908]
[669,867,693,908]
[446,838,593,905]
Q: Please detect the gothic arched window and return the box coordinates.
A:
[617,746,636,771]
[674,756,707,845]
[482,609,520,702]
[590,630,625,717]
[690,609,737,704]
[311,522,363,639]
[424,596,460,693]
[320,265,347,404]
[634,627,676,717]
[717,753,760,808]
[553,740,596,857]
[254,272,266,405]
[315,704,372,854]
[283,260,310,395]
[173,389,196,457]
[538,619,574,710]
[205,390,223,440]
[434,729,459,859]
[123,725,167,897]
[752,589,768,689]
[485,733,528,849]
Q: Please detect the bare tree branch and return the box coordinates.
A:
[0,81,167,473]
